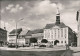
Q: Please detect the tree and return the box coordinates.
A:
[41,39,48,43]
[30,38,37,43]
[30,38,37,48]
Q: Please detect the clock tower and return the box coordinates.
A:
[56,7,60,24]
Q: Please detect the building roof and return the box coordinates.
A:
[9,28,22,35]
[32,29,43,34]
[26,30,33,36]
[0,28,7,32]
[44,22,67,29]
[26,29,43,36]
[20,29,28,35]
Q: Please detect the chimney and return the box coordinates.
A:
[4,27,6,30]
[4,22,6,30]
[76,11,79,21]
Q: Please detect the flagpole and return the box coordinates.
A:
[15,18,24,48]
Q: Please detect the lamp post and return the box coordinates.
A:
[15,18,24,48]
[15,21,18,48]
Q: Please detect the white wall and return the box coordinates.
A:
[17,38,25,45]
[8,36,16,43]
[44,27,68,46]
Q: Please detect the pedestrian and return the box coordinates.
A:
[66,44,69,50]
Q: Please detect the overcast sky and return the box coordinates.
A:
[0,0,79,32]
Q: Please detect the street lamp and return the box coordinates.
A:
[15,18,24,48]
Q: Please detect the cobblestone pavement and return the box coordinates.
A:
[0,46,73,56]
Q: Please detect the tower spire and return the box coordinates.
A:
[56,6,60,14]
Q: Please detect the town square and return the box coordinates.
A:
[0,0,80,56]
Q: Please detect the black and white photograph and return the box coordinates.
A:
[0,0,80,56]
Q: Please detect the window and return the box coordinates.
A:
[65,41,66,43]
[48,32,50,37]
[55,29,56,38]
[65,29,67,38]
[51,31,53,38]
[61,41,63,43]
[58,29,59,38]
[61,29,63,37]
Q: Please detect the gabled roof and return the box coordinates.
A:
[32,29,43,34]
[44,22,67,29]
[20,29,28,35]
[26,30,32,36]
[9,28,22,35]
[26,29,43,36]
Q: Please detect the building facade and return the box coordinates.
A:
[0,28,7,44]
[44,25,68,46]
[18,29,44,45]
[25,29,44,44]
[77,11,80,46]
[32,33,43,44]
[44,10,77,46]
[8,28,22,44]
[19,29,28,45]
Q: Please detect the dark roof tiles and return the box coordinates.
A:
[44,22,67,29]
[26,29,43,36]
[20,30,28,35]
[9,28,22,35]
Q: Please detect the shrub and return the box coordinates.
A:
[41,39,48,43]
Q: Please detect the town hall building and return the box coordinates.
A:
[43,9,77,46]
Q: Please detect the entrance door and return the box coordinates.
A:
[54,40,59,45]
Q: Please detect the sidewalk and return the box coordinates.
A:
[70,47,80,56]
[0,46,66,51]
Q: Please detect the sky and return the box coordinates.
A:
[0,0,80,32]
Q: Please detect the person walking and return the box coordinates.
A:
[66,44,69,50]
